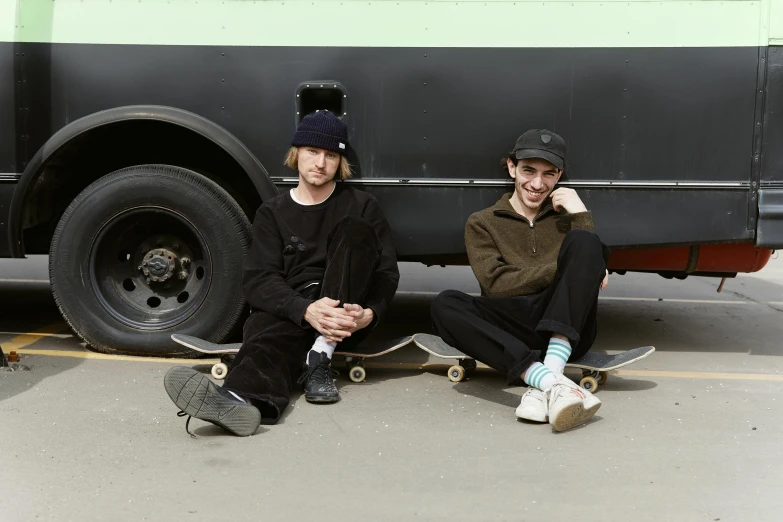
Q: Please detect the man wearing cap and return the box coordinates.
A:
[431,129,610,432]
[163,111,400,436]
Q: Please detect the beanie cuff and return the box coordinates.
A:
[291,130,348,154]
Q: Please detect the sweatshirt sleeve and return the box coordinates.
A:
[570,211,594,232]
[465,214,556,297]
[241,206,314,326]
[361,197,400,325]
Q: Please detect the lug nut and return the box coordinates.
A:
[178,271,188,280]
[181,257,191,266]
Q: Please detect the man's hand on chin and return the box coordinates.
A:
[551,187,588,214]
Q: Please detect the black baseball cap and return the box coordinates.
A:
[512,129,566,170]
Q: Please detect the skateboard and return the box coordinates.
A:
[412,333,655,392]
[170,334,414,382]
[565,346,655,391]
[412,334,480,383]
[170,335,240,379]
[333,336,414,382]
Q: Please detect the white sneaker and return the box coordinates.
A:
[515,387,548,422]
[547,374,601,432]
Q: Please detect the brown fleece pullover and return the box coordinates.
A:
[465,193,595,297]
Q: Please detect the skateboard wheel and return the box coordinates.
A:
[349,365,366,383]
[448,365,466,383]
[597,371,608,385]
[211,363,229,380]
[579,376,598,392]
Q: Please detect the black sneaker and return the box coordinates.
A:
[164,366,262,437]
[297,352,341,403]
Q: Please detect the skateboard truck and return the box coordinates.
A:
[344,356,366,383]
[578,370,608,392]
[447,358,477,383]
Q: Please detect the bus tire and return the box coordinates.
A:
[49,165,252,356]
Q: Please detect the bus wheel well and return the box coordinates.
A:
[20,119,264,254]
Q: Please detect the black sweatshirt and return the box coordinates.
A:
[242,184,400,327]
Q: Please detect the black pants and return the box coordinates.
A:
[431,230,607,386]
[223,217,383,423]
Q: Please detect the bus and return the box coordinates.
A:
[2,0,781,356]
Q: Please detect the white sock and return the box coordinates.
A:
[227,390,246,403]
[523,362,558,392]
[544,337,572,374]
[307,335,337,363]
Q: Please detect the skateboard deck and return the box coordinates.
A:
[412,334,478,382]
[412,333,655,391]
[171,334,241,355]
[170,334,414,382]
[565,346,656,372]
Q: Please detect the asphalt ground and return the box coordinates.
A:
[1,255,782,521]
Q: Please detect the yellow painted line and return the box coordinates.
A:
[15,348,218,364]
[357,363,783,382]
[5,322,216,363]
[397,292,757,306]
[599,297,750,305]
[614,369,783,381]
[12,341,783,383]
[0,331,72,338]
[354,363,783,383]
[3,322,70,351]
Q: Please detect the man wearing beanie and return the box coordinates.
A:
[431,129,610,432]
[164,111,399,436]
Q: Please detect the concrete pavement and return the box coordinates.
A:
[1,257,782,521]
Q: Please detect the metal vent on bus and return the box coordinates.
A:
[295,81,348,124]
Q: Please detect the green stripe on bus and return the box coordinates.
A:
[2,0,776,47]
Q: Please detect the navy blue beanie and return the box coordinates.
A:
[291,111,349,154]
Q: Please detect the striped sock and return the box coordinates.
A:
[544,337,572,374]
[523,362,558,392]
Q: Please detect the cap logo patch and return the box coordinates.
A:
[339,143,346,150]
[541,134,552,144]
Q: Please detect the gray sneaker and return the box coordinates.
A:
[164,366,261,437]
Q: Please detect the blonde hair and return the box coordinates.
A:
[284,146,352,180]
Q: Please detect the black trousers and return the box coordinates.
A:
[431,230,607,386]
[223,217,383,423]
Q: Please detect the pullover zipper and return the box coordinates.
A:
[528,207,550,254]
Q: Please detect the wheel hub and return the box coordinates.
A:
[140,248,187,283]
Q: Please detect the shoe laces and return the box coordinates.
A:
[522,387,545,403]
[297,359,340,387]
[176,411,197,439]
[549,382,586,405]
